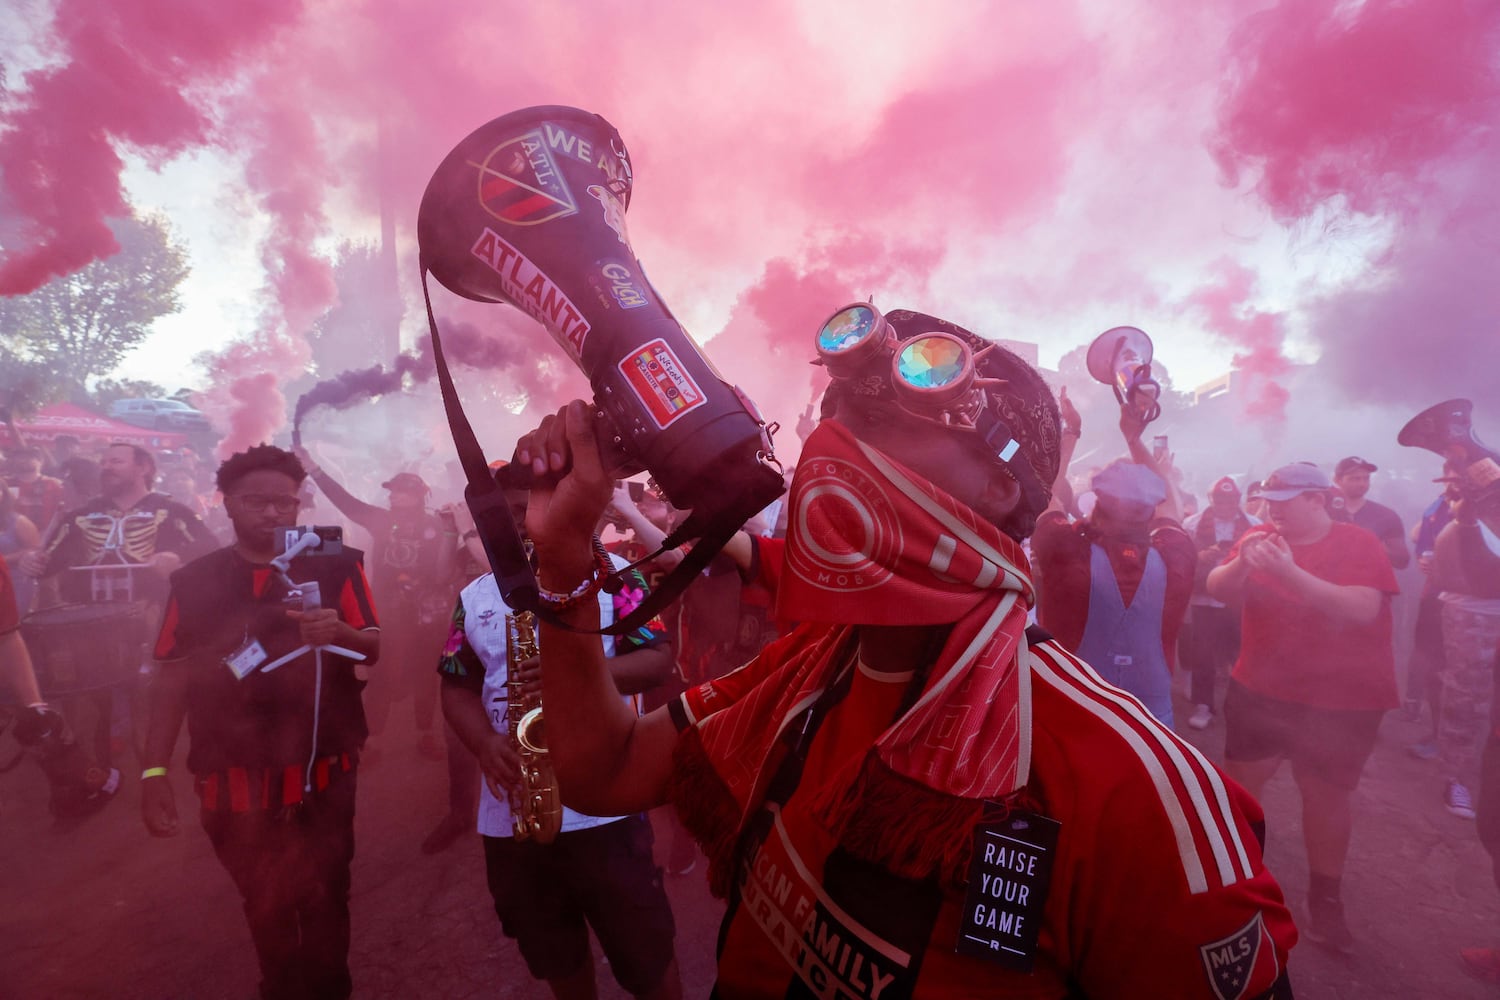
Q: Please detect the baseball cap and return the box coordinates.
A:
[381,471,430,494]
[1209,476,1240,499]
[1091,459,1168,507]
[1335,456,1378,477]
[1259,462,1333,501]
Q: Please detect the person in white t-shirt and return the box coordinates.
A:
[437,510,682,1000]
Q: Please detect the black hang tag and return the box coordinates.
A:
[955,810,1061,972]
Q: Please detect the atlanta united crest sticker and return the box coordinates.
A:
[473,129,578,226]
[1199,913,1273,1000]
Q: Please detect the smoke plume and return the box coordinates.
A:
[1,0,1495,455]
[291,320,524,444]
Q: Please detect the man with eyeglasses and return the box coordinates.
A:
[1208,461,1399,954]
[140,444,380,1000]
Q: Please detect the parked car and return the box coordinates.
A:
[109,398,212,432]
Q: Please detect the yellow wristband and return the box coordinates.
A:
[141,767,168,780]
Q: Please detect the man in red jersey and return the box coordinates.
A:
[515,304,1296,998]
[1208,461,1399,954]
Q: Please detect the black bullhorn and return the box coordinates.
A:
[417,105,784,542]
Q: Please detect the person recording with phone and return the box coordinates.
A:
[140,444,379,1000]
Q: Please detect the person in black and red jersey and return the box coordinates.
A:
[514,303,1297,999]
[139,444,380,1000]
[293,447,456,763]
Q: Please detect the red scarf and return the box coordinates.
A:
[672,420,1039,892]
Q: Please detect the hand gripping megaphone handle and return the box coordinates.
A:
[492,409,640,491]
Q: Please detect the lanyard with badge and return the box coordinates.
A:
[725,631,1062,984]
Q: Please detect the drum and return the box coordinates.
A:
[20,602,147,697]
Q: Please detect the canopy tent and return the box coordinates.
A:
[3,402,188,451]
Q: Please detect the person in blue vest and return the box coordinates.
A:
[1032,406,1195,726]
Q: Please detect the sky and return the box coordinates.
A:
[1,0,1498,468]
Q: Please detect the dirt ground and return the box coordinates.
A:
[2,685,1497,999]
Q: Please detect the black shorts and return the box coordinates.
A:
[482,813,675,993]
[1222,680,1384,790]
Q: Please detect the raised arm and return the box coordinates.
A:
[294,448,385,529]
[1119,402,1179,522]
[521,402,682,817]
[1046,386,1082,517]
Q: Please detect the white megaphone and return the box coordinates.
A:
[1086,325,1162,424]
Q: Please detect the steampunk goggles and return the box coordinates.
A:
[813,302,1049,514]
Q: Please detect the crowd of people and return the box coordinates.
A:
[1,308,1497,998]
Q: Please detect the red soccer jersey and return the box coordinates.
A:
[1031,513,1195,670]
[688,636,1297,999]
[1228,521,1400,711]
[0,554,20,634]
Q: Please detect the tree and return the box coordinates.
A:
[90,377,170,411]
[0,213,189,395]
[0,348,64,420]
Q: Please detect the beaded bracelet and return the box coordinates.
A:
[536,536,615,612]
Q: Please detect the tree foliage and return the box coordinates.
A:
[0,213,189,403]
[90,377,171,410]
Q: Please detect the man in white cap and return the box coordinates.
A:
[1208,461,1400,952]
[1181,477,1260,730]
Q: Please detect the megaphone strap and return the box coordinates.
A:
[421,268,747,638]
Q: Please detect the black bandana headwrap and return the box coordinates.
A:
[819,308,1062,529]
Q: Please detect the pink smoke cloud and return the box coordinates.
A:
[1211,0,1500,221]
[704,233,945,449]
[1182,259,1292,424]
[0,0,300,294]
[5,0,1494,469]
[1210,0,1500,408]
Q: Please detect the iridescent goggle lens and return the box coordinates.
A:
[815,304,890,370]
[893,333,974,409]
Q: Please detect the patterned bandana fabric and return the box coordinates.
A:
[743,419,1037,799]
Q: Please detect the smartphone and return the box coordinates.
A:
[275,525,343,557]
[628,481,646,503]
[1152,434,1168,459]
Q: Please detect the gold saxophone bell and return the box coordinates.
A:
[505,611,562,844]
[516,707,546,755]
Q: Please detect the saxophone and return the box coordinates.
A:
[506,611,562,844]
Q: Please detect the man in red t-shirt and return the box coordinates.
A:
[1208,461,1399,953]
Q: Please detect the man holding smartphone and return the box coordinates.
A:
[140,444,381,1000]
